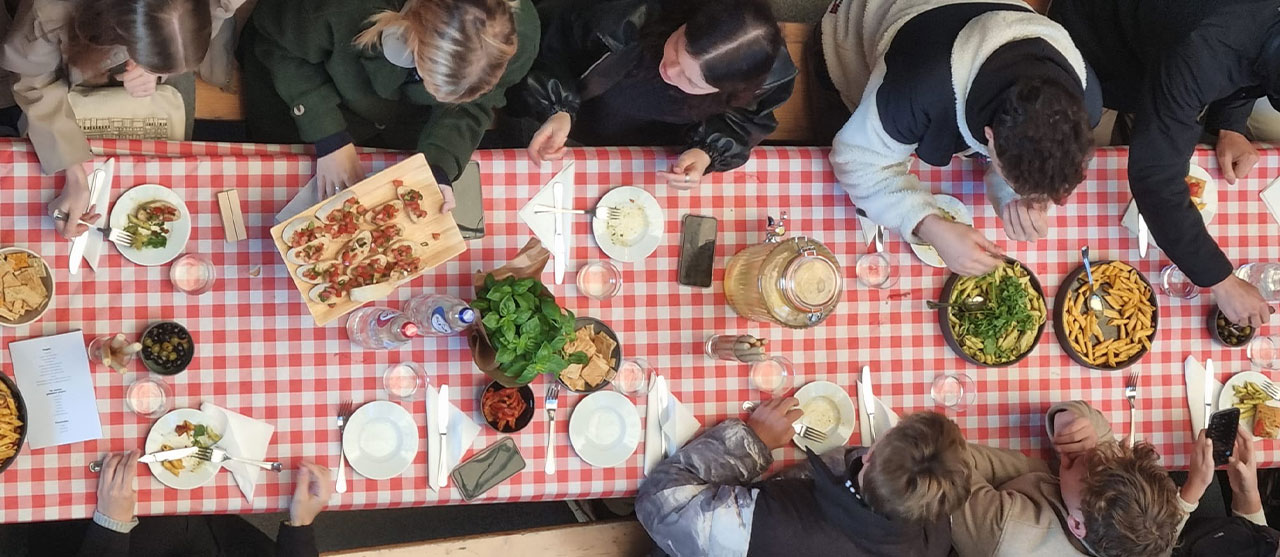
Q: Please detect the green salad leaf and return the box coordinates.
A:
[474,274,578,380]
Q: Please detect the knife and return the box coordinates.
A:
[69,161,109,274]
[860,365,876,443]
[658,377,674,459]
[138,446,198,463]
[1137,214,1149,258]
[438,384,450,488]
[1203,359,1214,429]
[552,181,566,284]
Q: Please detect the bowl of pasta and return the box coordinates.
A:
[937,260,1047,367]
[0,372,26,474]
[1052,260,1158,370]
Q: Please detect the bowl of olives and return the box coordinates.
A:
[1208,305,1257,348]
[140,321,194,375]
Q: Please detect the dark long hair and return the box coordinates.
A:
[67,0,212,76]
[641,0,782,107]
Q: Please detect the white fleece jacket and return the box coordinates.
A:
[822,0,1088,243]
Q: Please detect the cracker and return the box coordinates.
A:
[592,332,616,358]
[561,363,583,381]
[0,306,18,321]
[1,274,18,290]
[7,253,29,270]
[582,356,610,387]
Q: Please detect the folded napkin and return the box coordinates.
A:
[275,177,319,224]
[83,158,115,272]
[858,394,900,446]
[643,375,701,476]
[1262,177,1280,227]
[200,403,275,501]
[426,385,480,492]
[517,162,575,256]
[1185,355,1225,434]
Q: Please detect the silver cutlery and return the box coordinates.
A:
[89,446,197,472]
[740,401,829,443]
[193,446,283,472]
[1124,368,1140,447]
[1137,214,1150,258]
[1081,246,1106,312]
[926,295,989,312]
[96,226,135,246]
[1203,359,1214,428]
[438,384,450,487]
[336,400,354,494]
[1261,381,1280,400]
[534,204,623,221]
[861,365,877,444]
[544,382,561,475]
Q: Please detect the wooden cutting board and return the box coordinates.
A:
[269,154,467,326]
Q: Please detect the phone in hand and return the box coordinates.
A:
[1207,408,1241,466]
[677,215,718,287]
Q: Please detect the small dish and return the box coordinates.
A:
[480,381,535,433]
[140,321,195,375]
[0,247,54,327]
[792,381,856,453]
[559,317,622,394]
[910,195,972,268]
[109,184,192,267]
[591,186,663,263]
[568,390,641,468]
[342,401,419,480]
[144,408,221,490]
[1209,305,1257,348]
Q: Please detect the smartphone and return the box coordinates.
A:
[678,215,718,287]
[1207,408,1241,466]
[450,437,525,501]
[452,161,485,240]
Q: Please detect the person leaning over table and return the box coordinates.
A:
[636,398,971,557]
[504,0,795,190]
[72,450,331,557]
[0,0,247,240]
[819,0,1102,277]
[237,0,538,207]
[951,400,1217,557]
[1045,0,1278,328]
[1175,426,1278,556]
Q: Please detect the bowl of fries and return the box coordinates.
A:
[1053,260,1158,370]
[0,372,27,474]
[938,260,1047,367]
[0,248,53,327]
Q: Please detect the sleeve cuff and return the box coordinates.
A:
[1234,508,1268,526]
[429,164,453,188]
[314,130,353,158]
[1178,495,1199,513]
[93,510,139,534]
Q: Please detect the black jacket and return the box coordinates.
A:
[507,0,796,172]
[78,519,318,557]
[1052,0,1280,286]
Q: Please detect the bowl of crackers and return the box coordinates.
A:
[558,317,621,393]
[0,248,53,327]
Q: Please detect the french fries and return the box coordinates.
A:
[0,380,23,465]
[1061,261,1155,368]
[1233,381,1271,421]
[947,262,1045,365]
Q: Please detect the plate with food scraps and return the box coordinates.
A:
[938,259,1047,367]
[559,317,621,393]
[1219,371,1275,434]
[910,195,972,268]
[568,390,641,468]
[109,184,191,267]
[1052,260,1158,370]
[144,408,223,490]
[1121,163,1217,248]
[591,186,663,263]
[792,380,856,453]
[0,248,53,327]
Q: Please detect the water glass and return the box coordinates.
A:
[930,373,977,412]
[126,375,173,418]
[1248,336,1280,369]
[1159,265,1200,299]
[855,252,895,289]
[383,362,427,401]
[576,261,623,301]
[88,334,137,372]
[613,358,652,396]
[170,253,217,296]
[750,356,793,395]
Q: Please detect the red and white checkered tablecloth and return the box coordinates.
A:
[0,138,1277,523]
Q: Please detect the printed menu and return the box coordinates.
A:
[9,331,102,449]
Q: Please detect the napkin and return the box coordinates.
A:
[275,177,319,224]
[858,394,900,446]
[517,162,575,258]
[1262,177,1280,227]
[643,375,701,476]
[1184,356,1224,434]
[83,158,115,272]
[199,403,275,502]
[426,385,480,492]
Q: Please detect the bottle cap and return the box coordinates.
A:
[458,308,476,324]
[400,322,420,338]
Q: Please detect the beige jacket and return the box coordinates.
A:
[0,0,247,174]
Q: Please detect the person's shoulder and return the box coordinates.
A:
[24,0,74,35]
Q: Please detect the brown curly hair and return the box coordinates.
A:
[990,77,1093,204]
[1079,442,1183,557]
[861,411,971,524]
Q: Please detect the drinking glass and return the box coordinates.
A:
[1159,265,1200,299]
[88,334,137,372]
[383,362,427,401]
[613,358,652,396]
[930,373,977,412]
[126,375,173,418]
[750,356,793,395]
[855,252,894,289]
[1248,336,1280,369]
[170,253,217,296]
[576,261,622,301]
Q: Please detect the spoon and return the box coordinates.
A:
[926,295,989,312]
[1081,246,1105,312]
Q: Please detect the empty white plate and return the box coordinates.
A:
[591,186,664,263]
[569,390,641,468]
[343,401,419,480]
[793,381,857,453]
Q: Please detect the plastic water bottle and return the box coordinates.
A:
[403,293,476,336]
[347,307,420,349]
[1236,263,1280,301]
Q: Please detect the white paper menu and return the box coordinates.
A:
[9,331,102,449]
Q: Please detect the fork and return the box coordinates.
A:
[741,401,829,443]
[96,226,135,246]
[1261,381,1280,400]
[194,447,283,472]
[336,400,354,493]
[1124,369,1140,448]
[534,205,624,221]
[544,383,561,475]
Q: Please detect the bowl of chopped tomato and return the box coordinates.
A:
[480,381,535,433]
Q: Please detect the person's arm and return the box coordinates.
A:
[1045,400,1115,444]
[0,0,91,174]
[197,0,251,91]
[682,53,796,173]
[505,0,606,124]
[951,444,1046,556]
[275,523,319,557]
[636,420,773,557]
[276,462,332,557]
[1205,97,1254,138]
[77,451,141,557]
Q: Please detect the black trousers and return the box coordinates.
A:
[2,514,276,557]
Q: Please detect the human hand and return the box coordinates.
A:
[999,198,1049,242]
[916,215,1005,276]
[746,397,802,451]
[95,450,140,523]
[50,163,101,239]
[288,461,333,527]
[1051,411,1097,457]
[315,143,363,199]
[1227,425,1262,514]
[438,184,456,213]
[658,149,711,190]
[120,60,158,98]
[1215,130,1259,185]
[1211,275,1274,327]
[527,112,571,163]
[1181,429,1215,504]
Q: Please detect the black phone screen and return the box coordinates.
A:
[1208,408,1241,466]
[678,215,718,287]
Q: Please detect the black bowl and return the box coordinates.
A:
[480,381,535,433]
[1052,261,1159,370]
[559,317,622,393]
[140,321,195,375]
[938,259,1047,368]
[1208,305,1256,348]
[0,372,27,475]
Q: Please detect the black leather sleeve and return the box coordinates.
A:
[684,52,797,173]
[506,0,613,123]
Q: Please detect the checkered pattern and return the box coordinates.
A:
[0,139,1276,524]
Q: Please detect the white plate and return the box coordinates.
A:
[144,408,221,490]
[569,390,641,468]
[1121,163,1218,248]
[343,401,418,480]
[109,184,192,267]
[1219,370,1272,430]
[793,381,857,453]
[910,195,973,268]
[591,186,663,263]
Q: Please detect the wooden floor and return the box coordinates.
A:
[321,520,653,557]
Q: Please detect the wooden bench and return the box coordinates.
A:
[319,519,653,557]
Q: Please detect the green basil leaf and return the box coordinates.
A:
[484,273,497,290]
[514,308,533,324]
[550,335,568,352]
[568,351,589,365]
[496,347,516,365]
[520,318,542,337]
[513,278,535,293]
[517,364,541,383]
[501,322,517,343]
[516,292,538,311]
[470,299,490,312]
[485,287,507,302]
[499,295,517,316]
[544,355,568,374]
[482,312,502,331]
[540,298,562,322]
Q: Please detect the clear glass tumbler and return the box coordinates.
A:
[126,375,173,418]
[1159,264,1200,299]
[855,252,894,289]
[576,261,623,301]
[613,358,652,396]
[170,253,217,296]
[383,362,427,401]
[1248,336,1280,369]
[930,373,977,412]
[750,356,793,395]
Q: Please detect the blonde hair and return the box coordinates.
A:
[1080,442,1183,557]
[353,0,518,104]
[861,411,971,523]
